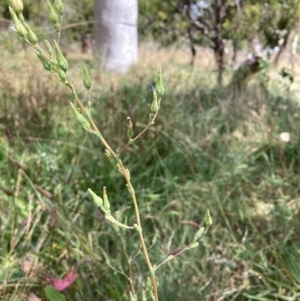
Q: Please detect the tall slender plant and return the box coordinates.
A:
[8,0,213,300]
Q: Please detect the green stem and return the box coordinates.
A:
[118,161,159,301]
[72,94,158,301]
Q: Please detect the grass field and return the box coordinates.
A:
[1,35,300,301]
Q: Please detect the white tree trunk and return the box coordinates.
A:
[94,0,138,73]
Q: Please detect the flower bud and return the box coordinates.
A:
[150,91,159,113]
[193,227,205,241]
[88,188,103,208]
[9,6,26,38]
[127,116,134,141]
[54,40,68,72]
[204,209,213,227]
[54,0,64,16]
[81,62,91,90]
[35,51,52,71]
[9,0,23,14]
[44,40,54,58]
[57,68,67,82]
[15,21,27,38]
[9,6,18,24]
[47,0,58,25]
[103,187,110,211]
[105,149,120,171]
[156,67,164,107]
[24,23,38,44]
[70,101,86,124]
[81,119,92,132]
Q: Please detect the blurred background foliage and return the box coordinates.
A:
[138,0,300,48]
[1,1,300,301]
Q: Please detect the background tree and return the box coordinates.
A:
[94,0,138,73]
[245,0,300,64]
[139,0,300,84]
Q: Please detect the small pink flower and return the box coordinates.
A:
[48,270,79,291]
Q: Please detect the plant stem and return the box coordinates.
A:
[118,161,159,301]
[73,94,159,301]
[120,111,158,154]
[26,29,159,301]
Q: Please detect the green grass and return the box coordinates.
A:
[1,38,300,301]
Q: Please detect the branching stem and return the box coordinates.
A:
[69,80,159,301]
[120,111,159,154]
[26,39,159,300]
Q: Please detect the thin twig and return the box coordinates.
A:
[120,110,159,154]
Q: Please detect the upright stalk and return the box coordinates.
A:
[73,93,159,300]
[119,161,159,301]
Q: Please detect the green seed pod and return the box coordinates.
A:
[15,20,27,38]
[105,149,119,171]
[9,6,26,38]
[47,0,58,25]
[88,188,103,208]
[204,209,213,227]
[9,6,18,24]
[54,40,68,72]
[70,102,85,124]
[150,94,158,113]
[44,40,54,58]
[81,119,92,132]
[35,51,52,71]
[156,66,164,99]
[149,83,159,113]
[193,227,205,241]
[9,0,23,14]
[81,62,91,90]
[127,116,134,141]
[69,102,91,131]
[24,23,38,44]
[103,187,110,211]
[54,0,64,16]
[188,242,199,249]
[57,68,67,82]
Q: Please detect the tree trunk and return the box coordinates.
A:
[214,0,226,86]
[214,44,224,86]
[94,0,138,73]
